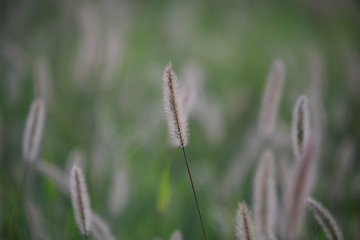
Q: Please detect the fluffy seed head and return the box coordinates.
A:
[23,98,46,162]
[258,59,286,138]
[287,137,317,239]
[70,164,92,235]
[307,197,343,240]
[236,202,255,240]
[292,95,310,160]
[253,150,276,239]
[91,212,116,240]
[169,230,183,240]
[163,61,189,147]
[107,169,129,215]
[37,161,69,195]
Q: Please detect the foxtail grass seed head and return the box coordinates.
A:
[23,98,46,162]
[253,150,276,239]
[287,137,317,239]
[170,230,183,240]
[258,59,286,138]
[91,212,116,240]
[25,201,48,240]
[307,197,343,240]
[37,161,69,195]
[70,165,92,236]
[107,169,129,215]
[292,95,310,160]
[236,202,255,240]
[163,61,189,147]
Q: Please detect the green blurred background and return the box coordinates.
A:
[0,0,359,239]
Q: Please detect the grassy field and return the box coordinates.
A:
[1,0,359,239]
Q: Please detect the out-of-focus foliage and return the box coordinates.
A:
[0,0,359,239]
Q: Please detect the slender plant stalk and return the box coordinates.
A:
[9,162,29,240]
[9,99,46,239]
[181,146,208,240]
[163,62,207,240]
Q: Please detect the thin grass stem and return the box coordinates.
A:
[181,146,208,240]
[9,161,29,240]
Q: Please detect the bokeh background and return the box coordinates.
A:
[0,0,359,239]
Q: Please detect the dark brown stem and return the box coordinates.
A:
[84,233,88,240]
[181,146,208,240]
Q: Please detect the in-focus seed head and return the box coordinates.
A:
[307,197,343,240]
[163,61,189,147]
[23,98,46,162]
[236,202,255,240]
[169,230,183,240]
[70,164,92,235]
[253,150,276,239]
[292,95,310,160]
[258,59,286,138]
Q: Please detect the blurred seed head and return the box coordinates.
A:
[291,95,310,160]
[169,230,183,240]
[253,150,276,239]
[37,161,69,195]
[287,136,317,239]
[66,149,86,174]
[25,200,48,240]
[70,164,92,235]
[91,212,116,240]
[306,197,343,240]
[107,168,129,216]
[236,202,255,240]
[258,59,286,138]
[163,61,189,147]
[23,98,46,163]
[180,61,202,117]
[34,55,53,106]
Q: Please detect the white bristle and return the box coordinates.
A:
[287,137,317,239]
[37,161,69,195]
[253,150,276,239]
[307,197,343,240]
[70,165,92,235]
[169,230,183,240]
[236,202,255,240]
[23,98,46,162]
[291,95,310,160]
[258,59,286,138]
[91,212,116,240]
[163,61,189,147]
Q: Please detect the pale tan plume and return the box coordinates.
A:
[37,161,69,195]
[163,61,189,147]
[23,98,46,162]
[236,202,255,240]
[258,59,286,138]
[91,212,116,240]
[287,137,317,239]
[25,200,49,240]
[107,168,129,215]
[70,164,92,236]
[169,230,183,240]
[292,95,310,160]
[307,197,343,240]
[253,150,276,240]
